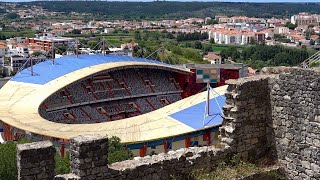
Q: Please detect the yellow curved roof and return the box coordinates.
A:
[0,58,227,143]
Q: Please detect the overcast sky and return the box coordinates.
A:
[2,0,320,2]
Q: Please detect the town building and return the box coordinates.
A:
[26,34,75,51]
[203,53,222,64]
[291,13,320,26]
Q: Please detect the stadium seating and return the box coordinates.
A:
[40,68,183,124]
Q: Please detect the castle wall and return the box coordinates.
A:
[269,68,320,179]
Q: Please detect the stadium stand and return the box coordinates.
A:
[39,68,183,124]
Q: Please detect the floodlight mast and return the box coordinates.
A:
[161,44,165,63]
[76,38,79,58]
[52,41,55,65]
[30,55,33,76]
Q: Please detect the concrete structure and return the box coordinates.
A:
[291,13,320,26]
[274,26,289,34]
[9,55,28,72]
[0,54,227,156]
[209,28,265,45]
[26,35,75,51]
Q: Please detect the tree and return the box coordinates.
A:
[108,136,133,164]
[194,41,202,49]
[71,29,81,34]
[32,51,42,57]
[309,39,315,46]
[209,38,215,44]
[206,19,218,25]
[0,138,31,179]
[274,52,290,65]
[285,22,297,30]
[6,13,19,19]
[57,46,68,54]
[134,31,141,41]
[166,32,174,39]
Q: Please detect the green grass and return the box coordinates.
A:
[104,36,134,45]
[0,29,38,38]
[190,155,283,180]
[212,45,228,52]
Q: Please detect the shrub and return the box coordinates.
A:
[108,136,133,164]
[0,138,31,180]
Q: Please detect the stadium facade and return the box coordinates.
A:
[0,54,228,156]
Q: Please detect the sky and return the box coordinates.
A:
[1,0,320,2]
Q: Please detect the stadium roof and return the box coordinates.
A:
[0,54,227,143]
[12,54,185,85]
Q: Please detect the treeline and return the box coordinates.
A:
[221,45,312,69]
[176,32,208,42]
[20,2,320,19]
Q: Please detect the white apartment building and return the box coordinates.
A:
[274,27,290,34]
[291,13,320,25]
[10,55,28,72]
[209,29,248,45]
[209,28,265,45]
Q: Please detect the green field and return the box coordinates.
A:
[212,45,228,52]
[0,29,38,38]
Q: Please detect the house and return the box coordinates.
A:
[104,28,115,34]
[203,53,222,64]
[274,27,290,34]
[0,43,7,57]
[121,43,138,51]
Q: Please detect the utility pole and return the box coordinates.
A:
[103,38,105,56]
[161,44,165,63]
[131,39,134,57]
[207,82,210,116]
[30,55,33,76]
[76,38,79,58]
[52,41,55,65]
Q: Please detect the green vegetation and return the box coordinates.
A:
[0,29,38,39]
[190,155,285,180]
[0,138,31,180]
[285,22,298,30]
[108,136,133,164]
[220,45,314,69]
[134,31,207,64]
[176,32,208,42]
[6,13,19,20]
[274,34,291,43]
[21,2,320,19]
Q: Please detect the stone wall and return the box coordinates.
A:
[220,75,275,162]
[55,135,231,180]
[221,67,320,179]
[17,140,55,180]
[269,68,320,179]
[69,134,108,179]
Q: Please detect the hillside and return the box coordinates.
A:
[19,1,320,19]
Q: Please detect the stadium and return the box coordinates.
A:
[0,54,228,156]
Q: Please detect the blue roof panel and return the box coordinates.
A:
[170,95,226,129]
[11,54,168,85]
